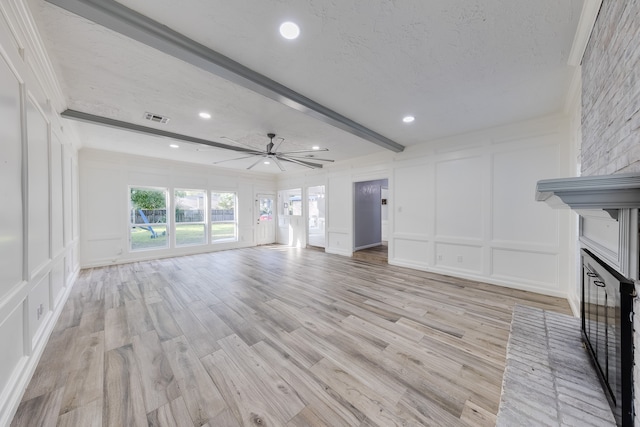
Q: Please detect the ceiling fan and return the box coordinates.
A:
[211,133,334,171]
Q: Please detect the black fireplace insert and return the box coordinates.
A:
[581,248,635,426]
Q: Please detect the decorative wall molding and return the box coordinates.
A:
[0,267,78,427]
[321,114,574,297]
[4,0,66,111]
[0,2,81,424]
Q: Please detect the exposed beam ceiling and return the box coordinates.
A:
[46,0,405,153]
[61,109,256,153]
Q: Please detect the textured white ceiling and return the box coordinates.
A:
[28,0,584,173]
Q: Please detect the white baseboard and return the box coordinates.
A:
[81,242,256,269]
[567,293,580,318]
[325,247,353,257]
[389,258,569,299]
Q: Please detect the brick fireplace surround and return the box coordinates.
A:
[579,0,640,423]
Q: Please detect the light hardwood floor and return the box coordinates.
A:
[352,243,388,264]
[12,246,571,426]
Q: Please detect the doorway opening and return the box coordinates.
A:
[255,194,275,245]
[353,179,388,263]
[307,185,326,248]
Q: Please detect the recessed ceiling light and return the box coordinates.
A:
[199,112,211,119]
[312,145,320,150]
[279,21,300,40]
[403,115,415,123]
[169,144,179,148]
[264,160,271,165]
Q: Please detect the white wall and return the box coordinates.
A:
[79,149,277,267]
[279,115,574,298]
[390,116,573,297]
[0,1,80,424]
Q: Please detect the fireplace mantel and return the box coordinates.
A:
[536,173,640,219]
[537,173,639,426]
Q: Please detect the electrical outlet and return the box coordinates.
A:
[457,255,463,263]
[36,303,44,320]
[437,254,443,261]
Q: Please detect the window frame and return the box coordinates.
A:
[128,185,169,252]
[210,190,238,243]
[279,188,303,216]
[174,188,208,247]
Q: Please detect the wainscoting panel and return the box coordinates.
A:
[393,164,430,236]
[492,248,558,289]
[327,230,351,256]
[492,143,560,245]
[0,38,23,298]
[51,134,64,256]
[394,238,429,267]
[435,242,483,274]
[0,306,25,394]
[0,2,81,425]
[50,259,65,307]
[26,95,51,277]
[435,156,484,240]
[28,273,51,347]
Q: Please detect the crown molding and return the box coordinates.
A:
[567,0,603,67]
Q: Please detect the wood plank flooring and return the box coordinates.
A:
[12,246,571,426]
[352,243,388,264]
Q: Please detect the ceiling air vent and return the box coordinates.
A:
[144,112,170,124]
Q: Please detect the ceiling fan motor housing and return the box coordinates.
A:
[267,133,276,154]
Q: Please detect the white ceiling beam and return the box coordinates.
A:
[46,0,405,153]
[61,109,257,153]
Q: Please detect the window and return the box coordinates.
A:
[211,191,237,242]
[129,186,168,251]
[175,189,207,246]
[280,188,302,216]
[258,196,273,222]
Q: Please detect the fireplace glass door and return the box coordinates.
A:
[581,248,634,426]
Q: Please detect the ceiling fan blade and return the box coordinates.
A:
[221,136,260,150]
[278,148,329,154]
[282,155,335,162]
[278,156,322,169]
[246,156,266,170]
[212,154,260,164]
[272,156,286,172]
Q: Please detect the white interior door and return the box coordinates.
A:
[256,194,275,245]
[307,185,326,248]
